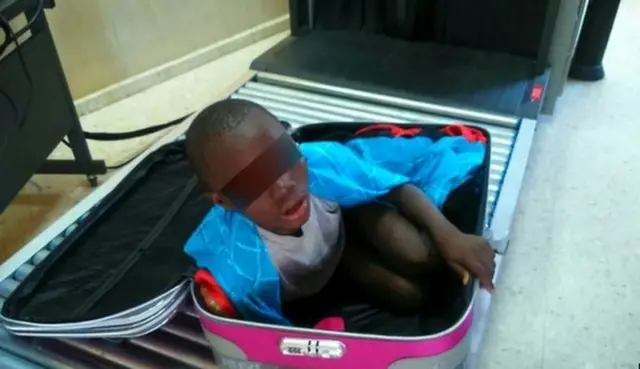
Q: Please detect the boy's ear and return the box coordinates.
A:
[205,191,221,204]
[206,191,233,210]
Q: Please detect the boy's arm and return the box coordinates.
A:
[382,184,495,290]
[382,184,459,247]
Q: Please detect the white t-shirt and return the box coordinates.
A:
[258,196,344,301]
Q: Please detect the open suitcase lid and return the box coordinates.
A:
[1,141,204,335]
[251,0,561,119]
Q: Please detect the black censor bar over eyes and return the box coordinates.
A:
[220,133,302,210]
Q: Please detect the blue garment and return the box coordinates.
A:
[185,136,485,325]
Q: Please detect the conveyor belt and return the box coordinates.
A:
[0,74,526,368]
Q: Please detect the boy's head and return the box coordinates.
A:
[186,99,310,234]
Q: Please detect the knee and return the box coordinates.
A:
[384,276,424,313]
[395,250,431,277]
[390,232,437,277]
[358,210,436,276]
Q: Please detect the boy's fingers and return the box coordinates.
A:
[470,260,495,291]
[450,263,471,285]
[481,242,495,265]
[477,261,495,291]
[470,260,488,280]
[450,256,494,290]
[479,280,495,292]
[476,245,495,273]
[483,279,495,291]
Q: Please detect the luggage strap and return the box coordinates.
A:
[355,124,422,137]
[441,124,487,143]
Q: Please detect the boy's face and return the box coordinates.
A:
[204,113,310,235]
[243,154,310,234]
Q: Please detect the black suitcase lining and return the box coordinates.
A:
[2,142,204,323]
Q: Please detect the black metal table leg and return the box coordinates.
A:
[25,6,106,186]
[38,116,107,187]
[65,120,104,186]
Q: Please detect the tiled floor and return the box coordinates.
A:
[480,1,640,367]
[2,1,640,367]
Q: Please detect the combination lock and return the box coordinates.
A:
[280,338,345,359]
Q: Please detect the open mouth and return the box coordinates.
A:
[282,197,308,221]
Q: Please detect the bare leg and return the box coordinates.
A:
[344,202,443,278]
[338,201,469,314]
[339,242,426,313]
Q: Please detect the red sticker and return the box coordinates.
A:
[531,84,543,102]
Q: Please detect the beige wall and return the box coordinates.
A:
[45,0,289,99]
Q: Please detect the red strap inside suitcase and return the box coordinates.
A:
[355,124,422,137]
[194,269,237,318]
[440,124,487,143]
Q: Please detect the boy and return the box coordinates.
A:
[185,99,495,325]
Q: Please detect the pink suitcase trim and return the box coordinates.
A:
[194,284,475,369]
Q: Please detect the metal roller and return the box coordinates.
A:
[256,72,519,127]
[0,278,19,299]
[129,332,218,369]
[0,354,44,369]
[32,251,50,265]
[13,265,34,282]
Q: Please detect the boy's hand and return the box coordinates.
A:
[382,184,496,290]
[440,232,495,291]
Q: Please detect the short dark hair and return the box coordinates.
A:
[185,99,272,188]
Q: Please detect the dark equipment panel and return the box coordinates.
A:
[253,0,560,118]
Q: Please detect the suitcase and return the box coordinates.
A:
[1,120,492,369]
[191,121,494,369]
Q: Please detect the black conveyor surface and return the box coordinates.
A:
[252,31,543,116]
